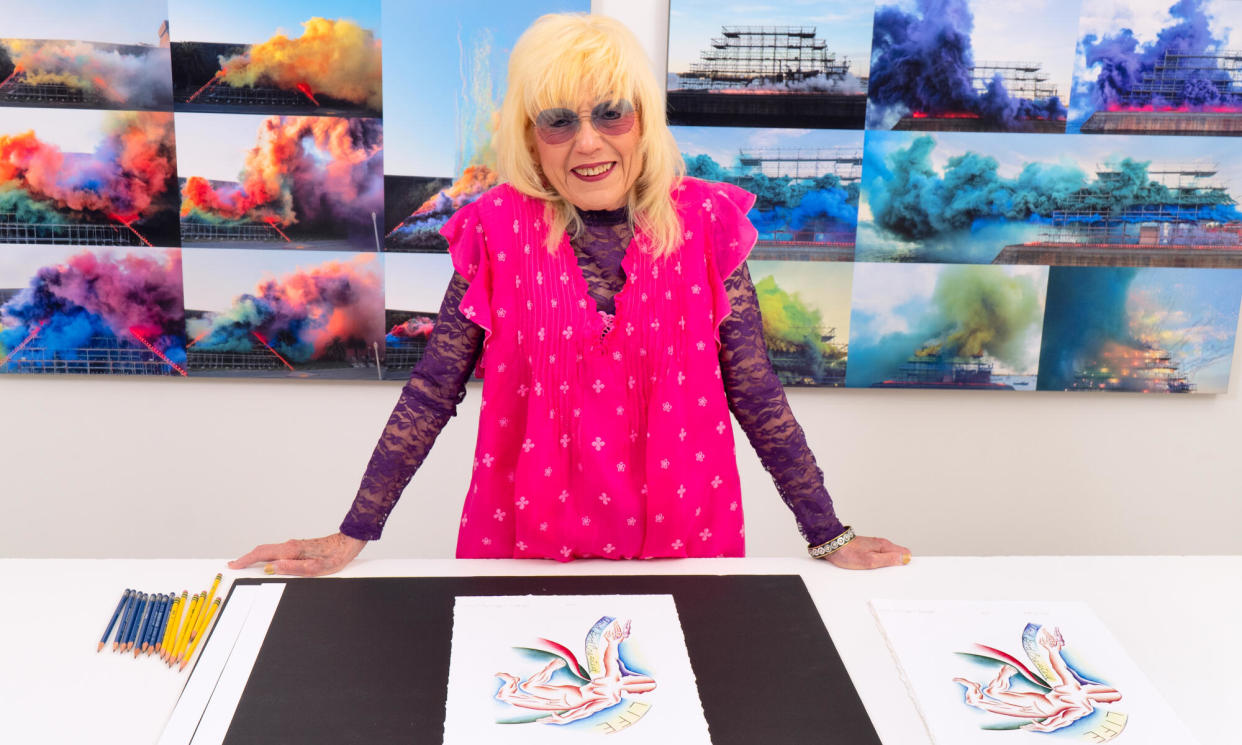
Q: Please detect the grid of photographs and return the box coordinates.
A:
[667,0,1242,393]
[0,0,586,379]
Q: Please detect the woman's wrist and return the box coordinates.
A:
[807,525,856,559]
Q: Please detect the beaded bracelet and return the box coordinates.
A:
[808,526,856,559]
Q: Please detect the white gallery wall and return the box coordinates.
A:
[3,0,1240,559]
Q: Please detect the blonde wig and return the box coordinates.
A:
[493,13,686,257]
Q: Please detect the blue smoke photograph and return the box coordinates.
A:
[856,129,1242,265]
[674,126,862,261]
[846,262,1048,390]
[1037,266,1242,393]
[1069,0,1242,135]
[866,0,1078,133]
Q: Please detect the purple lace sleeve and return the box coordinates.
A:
[718,262,846,546]
[339,271,483,541]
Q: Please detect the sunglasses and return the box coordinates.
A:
[533,100,637,145]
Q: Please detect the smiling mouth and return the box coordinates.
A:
[572,162,615,178]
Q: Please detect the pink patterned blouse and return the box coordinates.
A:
[447,178,755,560]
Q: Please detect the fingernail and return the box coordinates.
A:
[264,564,276,575]
[902,553,912,565]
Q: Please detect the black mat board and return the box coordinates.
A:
[205,575,879,745]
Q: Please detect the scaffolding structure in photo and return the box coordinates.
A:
[180,220,289,243]
[185,81,312,107]
[1121,50,1242,106]
[0,215,144,246]
[383,337,428,370]
[186,347,285,371]
[677,26,849,90]
[970,60,1059,101]
[736,147,862,181]
[0,74,103,106]
[1,334,179,375]
[1040,162,1242,246]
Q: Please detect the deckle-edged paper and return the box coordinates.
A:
[870,599,1200,745]
[443,594,711,744]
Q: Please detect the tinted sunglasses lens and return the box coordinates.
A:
[535,108,579,144]
[592,101,636,135]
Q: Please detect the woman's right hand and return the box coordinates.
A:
[228,532,366,577]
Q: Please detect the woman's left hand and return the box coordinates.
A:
[822,535,911,570]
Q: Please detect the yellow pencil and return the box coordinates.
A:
[179,598,221,672]
[189,580,219,647]
[157,595,181,657]
[188,573,222,648]
[171,593,200,666]
[161,592,186,661]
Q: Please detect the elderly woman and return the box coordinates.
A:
[230,13,909,575]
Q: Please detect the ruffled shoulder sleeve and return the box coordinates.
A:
[678,178,759,343]
[439,188,501,371]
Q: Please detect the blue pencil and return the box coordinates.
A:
[147,595,168,656]
[127,593,149,653]
[113,590,137,652]
[136,594,157,656]
[99,589,130,652]
[149,595,170,655]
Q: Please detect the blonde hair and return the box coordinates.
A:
[493,13,685,257]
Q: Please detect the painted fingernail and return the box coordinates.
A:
[902,553,911,565]
[264,564,276,575]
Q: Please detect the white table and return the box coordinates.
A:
[0,556,1235,744]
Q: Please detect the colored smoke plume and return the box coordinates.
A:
[0,39,171,106]
[387,315,434,341]
[869,135,1241,242]
[216,18,382,109]
[1081,0,1241,110]
[193,254,383,363]
[389,165,498,240]
[925,266,1041,364]
[180,115,382,228]
[684,153,859,232]
[0,249,184,362]
[756,274,844,383]
[1038,268,1138,389]
[0,111,176,220]
[868,0,1066,127]
[458,28,498,175]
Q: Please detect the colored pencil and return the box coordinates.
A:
[99,590,130,652]
[171,594,200,666]
[122,593,144,652]
[189,575,222,647]
[141,594,165,656]
[179,598,221,672]
[135,594,154,657]
[113,590,136,652]
[150,595,170,655]
[157,595,179,655]
[162,592,187,660]
[177,593,205,664]
[128,593,150,653]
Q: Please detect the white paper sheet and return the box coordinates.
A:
[444,594,711,744]
[157,583,285,745]
[871,599,1201,745]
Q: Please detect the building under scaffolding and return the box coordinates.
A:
[180,220,288,243]
[1121,50,1242,107]
[677,26,849,90]
[0,214,144,246]
[186,347,285,372]
[994,161,1242,267]
[970,60,1060,102]
[2,334,179,375]
[871,354,1014,390]
[1069,345,1194,393]
[736,147,862,182]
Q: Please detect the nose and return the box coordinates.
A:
[572,114,604,153]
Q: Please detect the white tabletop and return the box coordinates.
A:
[0,556,1235,744]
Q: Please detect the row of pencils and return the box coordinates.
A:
[98,573,223,672]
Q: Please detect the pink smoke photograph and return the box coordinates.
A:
[0,245,186,376]
[181,247,384,379]
[175,112,383,250]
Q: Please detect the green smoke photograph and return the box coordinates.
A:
[846,262,1048,390]
[749,260,853,386]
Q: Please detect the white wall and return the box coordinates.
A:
[3,0,1240,559]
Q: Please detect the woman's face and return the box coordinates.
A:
[532,96,642,211]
